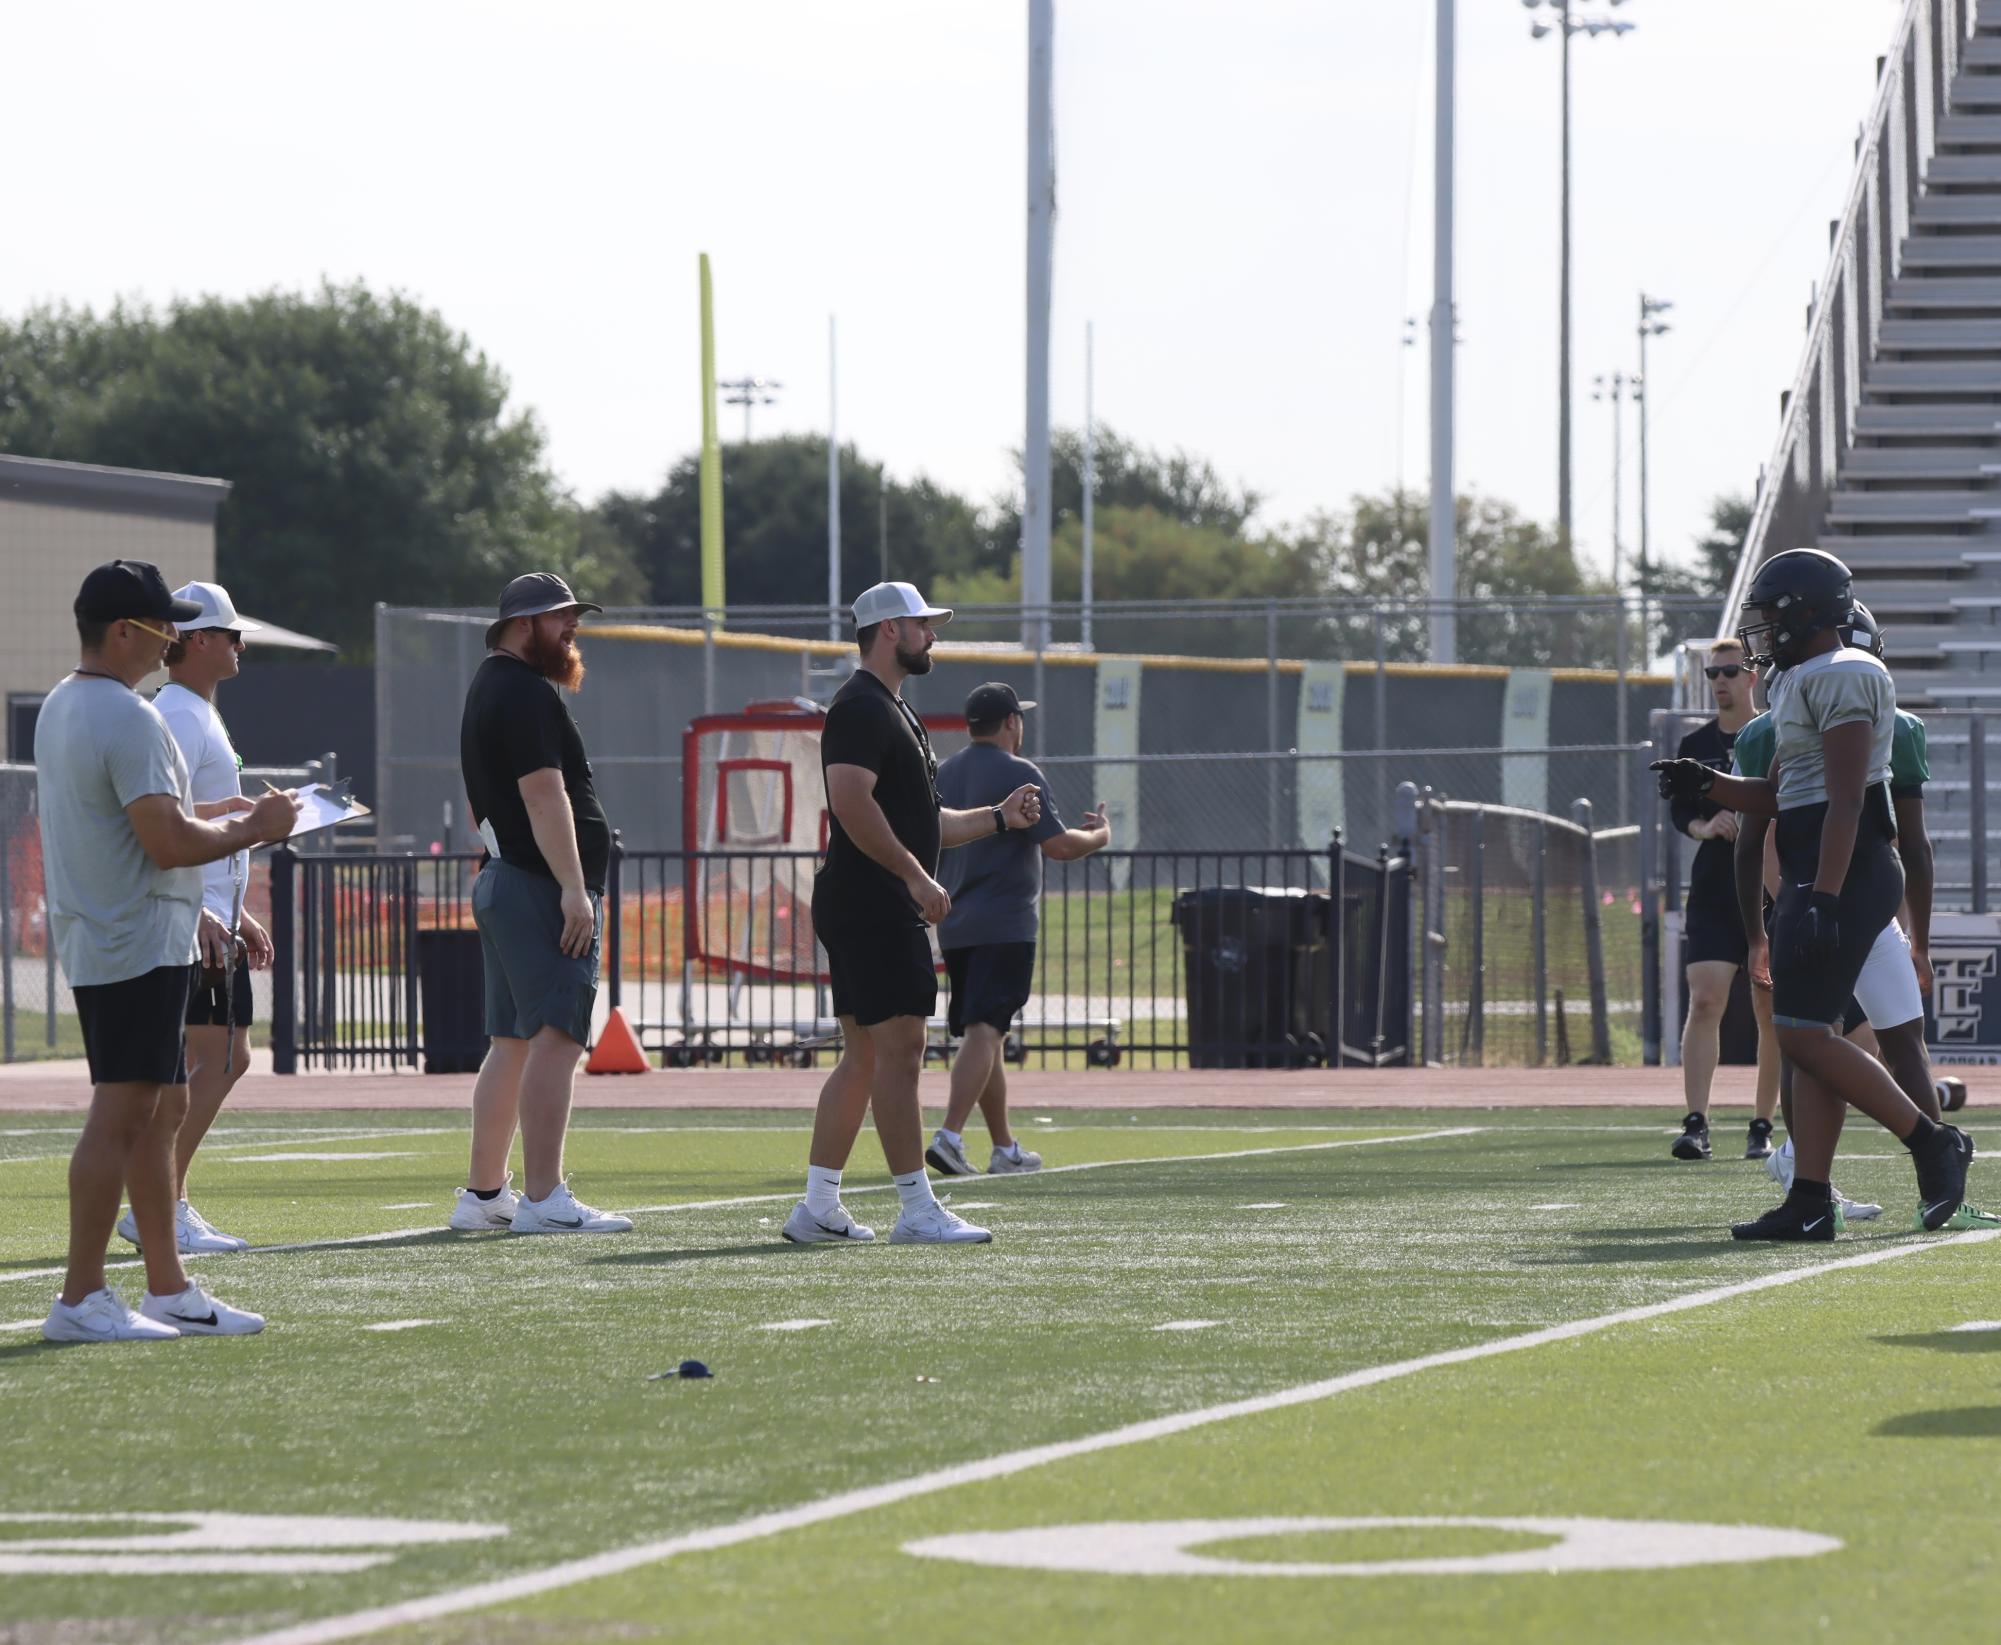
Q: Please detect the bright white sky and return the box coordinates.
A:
[5,0,1907,590]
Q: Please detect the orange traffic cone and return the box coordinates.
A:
[586,1007,651,1075]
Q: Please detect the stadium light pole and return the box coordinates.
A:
[1024,0,1056,652]
[1525,0,1636,552]
[1591,370,1628,593]
[1082,319,1096,652]
[1429,0,1457,665]
[1637,291,1672,653]
[827,317,841,640]
[719,375,782,443]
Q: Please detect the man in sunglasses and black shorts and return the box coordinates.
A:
[1668,637,1779,1162]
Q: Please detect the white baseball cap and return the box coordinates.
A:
[852,581,952,627]
[170,581,264,633]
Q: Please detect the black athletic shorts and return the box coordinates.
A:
[74,963,192,1087]
[187,951,253,1029]
[1769,798,1903,1030]
[944,943,1036,1037]
[819,916,937,1027]
[1683,893,1749,968]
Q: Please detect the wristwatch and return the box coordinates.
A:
[991,804,1007,835]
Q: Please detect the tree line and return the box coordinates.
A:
[0,282,1743,663]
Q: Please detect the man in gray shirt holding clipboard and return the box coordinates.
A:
[36,561,297,1343]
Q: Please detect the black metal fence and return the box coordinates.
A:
[270,841,1411,1073]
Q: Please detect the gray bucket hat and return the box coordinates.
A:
[486,572,604,650]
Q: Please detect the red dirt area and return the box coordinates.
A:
[0,1061,1849,1114]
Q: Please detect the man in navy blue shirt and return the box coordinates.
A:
[926,682,1110,1177]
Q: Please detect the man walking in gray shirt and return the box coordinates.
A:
[36,561,297,1343]
[926,683,1110,1176]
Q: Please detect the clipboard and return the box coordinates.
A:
[269,779,372,842]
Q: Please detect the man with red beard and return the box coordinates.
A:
[452,573,631,1235]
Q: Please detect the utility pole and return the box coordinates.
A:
[1083,319,1096,651]
[1429,0,1457,663]
[1637,291,1672,655]
[827,318,841,639]
[1592,371,1628,591]
[1023,0,1055,651]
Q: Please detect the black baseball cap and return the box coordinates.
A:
[486,572,604,649]
[75,560,203,625]
[965,682,1037,726]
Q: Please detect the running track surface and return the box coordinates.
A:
[1,1061,1960,1113]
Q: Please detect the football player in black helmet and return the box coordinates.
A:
[1653,548,1979,1237]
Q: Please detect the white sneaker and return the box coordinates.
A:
[42,1288,180,1343]
[988,1145,1042,1174]
[1767,1136,1795,1191]
[890,1201,993,1244]
[1834,1188,1884,1223]
[510,1182,633,1234]
[781,1201,876,1244]
[925,1133,978,1177]
[113,1202,245,1254]
[449,1174,522,1231]
[139,1281,264,1336]
[179,1200,249,1252]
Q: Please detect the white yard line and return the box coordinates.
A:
[0,1129,457,1167]
[0,1129,1482,1290]
[226,1228,2000,1645]
[619,1128,1484,1216]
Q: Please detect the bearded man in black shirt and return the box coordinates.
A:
[782,582,1042,1247]
[453,573,631,1237]
[1668,636,1778,1163]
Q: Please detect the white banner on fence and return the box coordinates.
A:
[1296,661,1345,851]
[1502,668,1553,814]
[1095,658,1142,891]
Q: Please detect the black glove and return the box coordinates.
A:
[1790,891,1841,972]
[1650,758,1716,803]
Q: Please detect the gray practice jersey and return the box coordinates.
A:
[1772,646,1895,811]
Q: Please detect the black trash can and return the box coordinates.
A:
[417,928,488,1074]
[1172,886,1332,1068]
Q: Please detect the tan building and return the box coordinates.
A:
[1,454,228,760]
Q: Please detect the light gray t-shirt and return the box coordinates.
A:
[155,682,247,922]
[35,675,202,987]
[1772,646,1895,811]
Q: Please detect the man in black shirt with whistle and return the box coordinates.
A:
[782,582,1043,1248]
[1669,636,1778,1163]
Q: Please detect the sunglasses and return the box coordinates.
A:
[1704,664,1745,680]
[200,628,244,648]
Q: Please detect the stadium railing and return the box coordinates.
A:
[1398,781,1643,1068]
[269,839,1413,1074]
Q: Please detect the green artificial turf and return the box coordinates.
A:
[0,1107,1994,1644]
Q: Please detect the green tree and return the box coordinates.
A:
[1642,493,1750,654]
[1288,487,1628,666]
[0,283,616,652]
[597,436,992,617]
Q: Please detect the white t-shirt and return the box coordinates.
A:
[34,675,201,988]
[154,681,248,922]
[1773,646,1896,811]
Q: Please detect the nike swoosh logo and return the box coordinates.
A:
[1803,1218,1827,1233]
[544,1217,585,1228]
[1923,1201,1953,1219]
[177,1311,220,1328]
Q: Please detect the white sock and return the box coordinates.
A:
[937,1127,962,1150]
[994,1141,1021,1161]
[805,1165,843,1217]
[894,1169,937,1213]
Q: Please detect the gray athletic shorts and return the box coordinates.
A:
[472,859,601,1046]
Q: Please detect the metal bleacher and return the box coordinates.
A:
[1725,0,2001,903]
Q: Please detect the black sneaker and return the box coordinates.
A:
[1671,1114,1712,1161]
[1744,1117,1775,1161]
[1914,1124,1975,1231]
[1937,1077,1968,1114]
[1732,1195,1840,1242]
